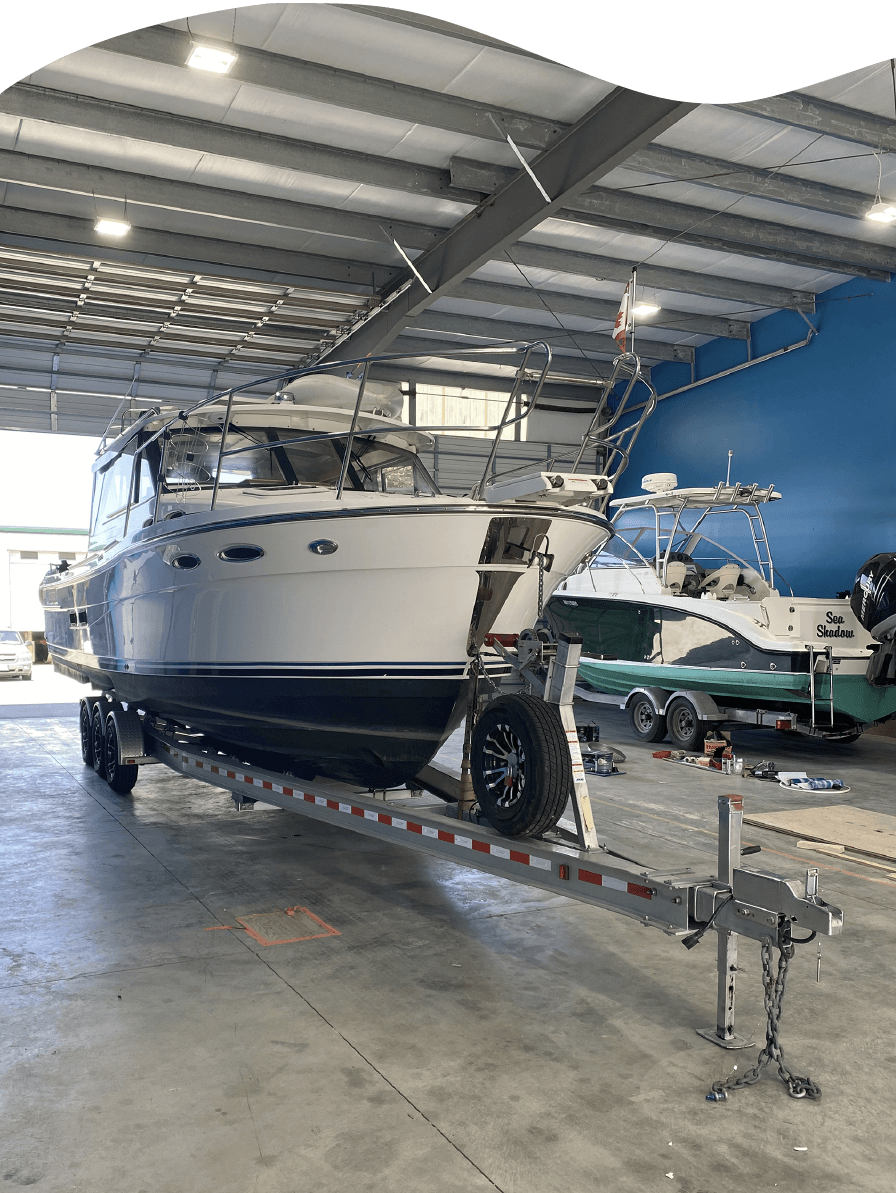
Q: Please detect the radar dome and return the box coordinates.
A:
[642,473,678,493]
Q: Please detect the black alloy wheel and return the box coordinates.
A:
[79,701,93,765]
[471,694,571,838]
[665,697,704,751]
[628,695,668,743]
[104,716,139,794]
[91,703,107,777]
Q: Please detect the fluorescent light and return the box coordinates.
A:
[633,302,660,315]
[94,218,130,237]
[865,200,896,223]
[187,45,238,73]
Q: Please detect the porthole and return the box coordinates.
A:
[171,554,201,570]
[770,663,777,670]
[309,539,338,556]
[218,545,264,562]
[165,510,185,520]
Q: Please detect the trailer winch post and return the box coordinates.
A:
[545,633,599,851]
[697,794,754,1050]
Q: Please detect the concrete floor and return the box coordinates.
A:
[3,672,896,1192]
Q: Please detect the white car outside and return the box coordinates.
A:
[0,630,32,680]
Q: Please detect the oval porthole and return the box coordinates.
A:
[218,545,264,562]
[165,510,185,520]
[309,539,338,556]
[171,554,201,570]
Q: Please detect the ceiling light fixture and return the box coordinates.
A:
[865,200,896,223]
[866,147,896,222]
[633,298,660,316]
[94,218,131,237]
[187,45,238,73]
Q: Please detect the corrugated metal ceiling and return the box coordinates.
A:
[0,2,892,435]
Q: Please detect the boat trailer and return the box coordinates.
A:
[78,633,843,1098]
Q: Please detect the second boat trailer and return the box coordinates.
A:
[78,632,843,1100]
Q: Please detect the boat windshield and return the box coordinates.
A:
[604,503,779,592]
[588,536,651,569]
[161,426,439,496]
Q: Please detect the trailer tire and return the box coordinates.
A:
[628,695,668,743]
[104,716,138,794]
[91,702,107,778]
[79,701,93,765]
[471,695,571,838]
[666,697,703,751]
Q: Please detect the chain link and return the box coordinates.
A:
[536,552,546,618]
[707,923,822,1102]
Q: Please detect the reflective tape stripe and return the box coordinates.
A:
[171,746,570,877]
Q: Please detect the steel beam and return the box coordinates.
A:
[451,157,896,277]
[0,149,815,312]
[624,142,881,221]
[408,310,695,362]
[731,91,896,154]
[8,84,885,281]
[368,362,607,399]
[454,278,740,339]
[506,241,815,311]
[0,149,441,252]
[0,85,478,205]
[98,24,566,152]
[320,89,695,360]
[0,207,396,292]
[389,336,616,379]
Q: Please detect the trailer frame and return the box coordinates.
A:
[79,627,844,1054]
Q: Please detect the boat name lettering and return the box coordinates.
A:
[817,611,854,639]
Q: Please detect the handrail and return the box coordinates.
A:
[91,342,656,545]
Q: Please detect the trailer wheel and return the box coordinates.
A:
[91,703,107,778]
[666,697,703,751]
[628,695,668,743]
[104,716,138,794]
[471,695,571,838]
[79,701,93,765]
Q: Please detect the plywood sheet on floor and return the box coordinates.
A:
[745,804,896,861]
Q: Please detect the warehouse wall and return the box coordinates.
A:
[617,275,896,598]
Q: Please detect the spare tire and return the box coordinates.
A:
[471,694,571,838]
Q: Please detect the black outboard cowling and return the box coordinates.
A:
[851,553,896,685]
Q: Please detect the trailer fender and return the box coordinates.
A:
[106,705,149,766]
[624,687,673,716]
[666,690,722,721]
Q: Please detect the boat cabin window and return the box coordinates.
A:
[162,426,438,496]
[89,448,136,551]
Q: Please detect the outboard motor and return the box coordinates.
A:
[851,553,896,685]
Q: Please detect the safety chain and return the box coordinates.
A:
[707,922,822,1102]
[535,552,547,618]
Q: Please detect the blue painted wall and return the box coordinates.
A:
[616,276,896,597]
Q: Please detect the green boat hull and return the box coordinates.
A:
[577,658,896,726]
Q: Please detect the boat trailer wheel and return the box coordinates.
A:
[471,695,571,838]
[90,702,107,778]
[628,694,668,743]
[666,697,703,751]
[79,700,93,766]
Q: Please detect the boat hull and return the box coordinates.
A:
[43,499,611,785]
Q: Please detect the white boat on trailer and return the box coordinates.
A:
[40,346,649,828]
